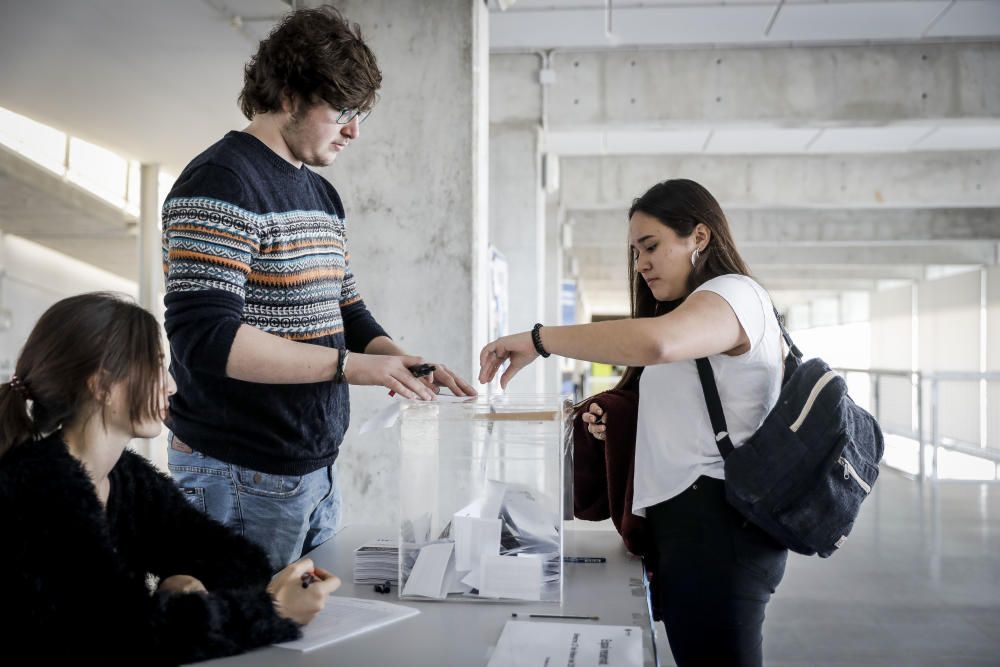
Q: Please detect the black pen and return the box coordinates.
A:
[563,556,607,564]
[388,364,437,397]
[511,612,600,621]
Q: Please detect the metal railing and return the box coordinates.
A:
[834,367,1000,481]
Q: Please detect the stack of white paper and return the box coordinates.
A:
[353,537,399,584]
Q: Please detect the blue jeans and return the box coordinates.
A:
[166,432,342,572]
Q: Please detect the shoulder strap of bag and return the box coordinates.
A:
[774,307,803,361]
[695,357,735,459]
[696,307,799,460]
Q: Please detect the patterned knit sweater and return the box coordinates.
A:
[162,131,388,475]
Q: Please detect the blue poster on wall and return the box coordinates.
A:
[560,281,577,397]
[560,280,576,326]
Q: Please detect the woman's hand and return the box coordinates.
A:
[478,332,539,390]
[268,558,342,626]
[581,402,606,441]
[158,574,207,595]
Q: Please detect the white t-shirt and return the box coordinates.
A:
[632,274,783,516]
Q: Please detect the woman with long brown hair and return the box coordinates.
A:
[479,179,788,666]
[0,292,340,664]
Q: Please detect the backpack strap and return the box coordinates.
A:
[697,308,799,460]
[774,307,803,361]
[695,357,735,459]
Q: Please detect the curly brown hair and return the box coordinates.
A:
[238,5,382,120]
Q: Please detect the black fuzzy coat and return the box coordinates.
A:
[0,432,301,664]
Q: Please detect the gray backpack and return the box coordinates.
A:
[695,314,884,557]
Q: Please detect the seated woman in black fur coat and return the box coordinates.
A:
[0,292,342,664]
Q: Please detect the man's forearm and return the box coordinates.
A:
[225,324,340,384]
[364,335,406,356]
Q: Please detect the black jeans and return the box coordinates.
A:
[646,476,787,667]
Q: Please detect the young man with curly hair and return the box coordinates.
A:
[161,6,476,570]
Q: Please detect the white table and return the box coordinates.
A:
[200,526,667,667]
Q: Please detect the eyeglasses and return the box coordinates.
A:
[335,108,373,125]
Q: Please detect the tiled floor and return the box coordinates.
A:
[759,468,1000,666]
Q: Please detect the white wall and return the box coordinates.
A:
[918,269,982,447]
[987,266,1000,451]
[870,284,915,435]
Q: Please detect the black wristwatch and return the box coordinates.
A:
[531,323,550,358]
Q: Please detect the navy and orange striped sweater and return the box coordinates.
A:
[162,130,388,475]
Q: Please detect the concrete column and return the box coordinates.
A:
[138,163,164,467]
[314,0,489,525]
[138,163,161,315]
[489,123,545,393]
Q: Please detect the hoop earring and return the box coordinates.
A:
[690,247,701,268]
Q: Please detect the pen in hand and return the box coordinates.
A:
[388,364,437,397]
[301,572,320,589]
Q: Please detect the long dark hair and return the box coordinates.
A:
[0,292,165,459]
[614,179,753,392]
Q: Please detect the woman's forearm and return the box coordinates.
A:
[537,318,667,367]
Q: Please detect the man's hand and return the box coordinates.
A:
[418,362,478,397]
[344,353,437,400]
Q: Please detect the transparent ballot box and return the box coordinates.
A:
[398,394,572,603]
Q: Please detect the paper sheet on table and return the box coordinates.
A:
[478,553,542,600]
[401,542,453,598]
[486,621,643,667]
[453,515,501,571]
[274,597,419,653]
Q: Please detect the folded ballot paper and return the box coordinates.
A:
[401,480,560,601]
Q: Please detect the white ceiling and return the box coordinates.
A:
[0,0,285,175]
[490,1,1000,51]
[2,1,996,174]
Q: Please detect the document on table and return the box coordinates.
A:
[487,621,643,667]
[273,596,419,653]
